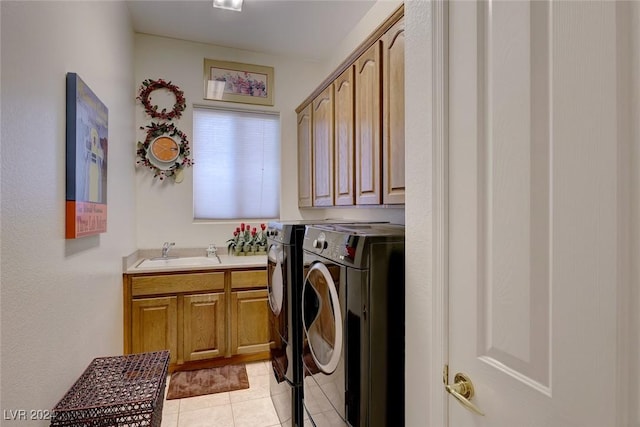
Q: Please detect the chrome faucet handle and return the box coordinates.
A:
[206,244,221,263]
[161,242,175,258]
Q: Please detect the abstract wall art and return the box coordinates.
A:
[65,73,108,238]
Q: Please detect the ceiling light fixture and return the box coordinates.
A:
[213,0,243,12]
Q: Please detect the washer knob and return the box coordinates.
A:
[313,238,328,250]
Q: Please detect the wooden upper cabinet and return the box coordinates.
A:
[382,17,405,204]
[297,104,313,208]
[295,5,403,208]
[355,42,382,205]
[334,66,355,206]
[312,86,335,207]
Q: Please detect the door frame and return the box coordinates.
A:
[423,1,639,426]
[615,3,639,425]
[424,1,448,426]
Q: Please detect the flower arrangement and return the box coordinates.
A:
[215,72,267,98]
[137,78,186,121]
[255,223,267,247]
[227,223,267,255]
[136,122,193,180]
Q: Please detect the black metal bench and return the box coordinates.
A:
[50,351,169,427]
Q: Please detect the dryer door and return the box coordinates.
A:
[302,261,343,374]
[268,242,292,386]
[267,243,285,316]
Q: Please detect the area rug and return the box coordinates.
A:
[166,364,249,400]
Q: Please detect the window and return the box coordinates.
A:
[193,107,280,220]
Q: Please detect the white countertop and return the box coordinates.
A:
[123,250,267,274]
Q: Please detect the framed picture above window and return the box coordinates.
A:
[203,59,274,106]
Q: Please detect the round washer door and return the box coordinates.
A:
[302,261,343,374]
[267,244,284,315]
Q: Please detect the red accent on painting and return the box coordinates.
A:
[65,201,107,239]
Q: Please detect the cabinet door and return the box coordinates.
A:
[334,66,355,206]
[312,85,334,206]
[132,296,178,364]
[183,293,225,362]
[382,17,405,204]
[297,105,313,208]
[231,290,271,355]
[355,41,382,205]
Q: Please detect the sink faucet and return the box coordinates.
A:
[161,242,175,258]
[206,244,221,263]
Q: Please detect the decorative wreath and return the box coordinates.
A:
[136,78,186,121]
[136,122,193,180]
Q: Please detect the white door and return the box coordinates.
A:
[448,1,628,426]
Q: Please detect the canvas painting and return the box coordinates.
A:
[65,73,108,239]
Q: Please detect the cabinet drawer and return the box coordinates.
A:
[231,270,267,290]
[132,272,225,296]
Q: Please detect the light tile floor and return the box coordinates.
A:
[161,361,281,427]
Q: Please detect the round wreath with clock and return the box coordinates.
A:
[136,122,193,181]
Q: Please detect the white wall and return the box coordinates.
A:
[134,2,405,253]
[404,1,433,425]
[0,1,135,422]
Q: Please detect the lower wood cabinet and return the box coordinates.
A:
[231,289,270,355]
[131,296,178,364]
[124,267,270,370]
[183,292,226,362]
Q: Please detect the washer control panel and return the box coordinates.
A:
[266,227,282,243]
[305,227,360,264]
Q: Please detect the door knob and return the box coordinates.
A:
[445,372,485,416]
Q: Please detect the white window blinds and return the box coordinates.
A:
[193,107,280,220]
